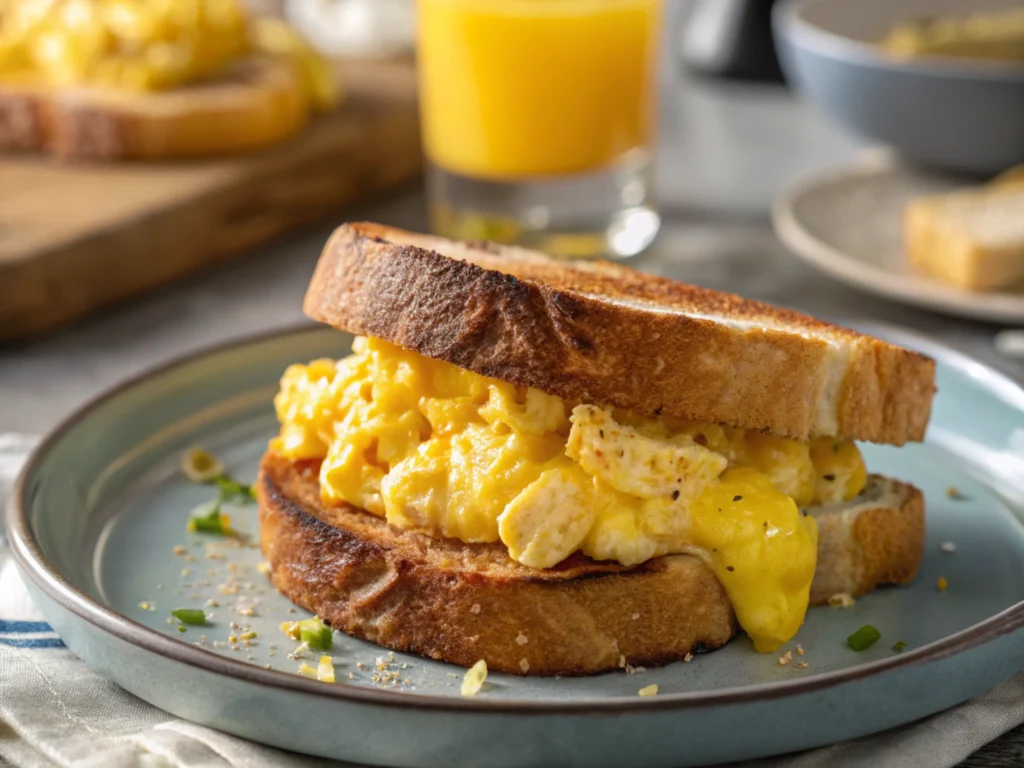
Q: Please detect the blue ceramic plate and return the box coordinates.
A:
[7,323,1024,768]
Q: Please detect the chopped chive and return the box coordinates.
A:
[297,617,333,650]
[847,625,881,651]
[187,499,232,535]
[172,608,207,626]
[303,627,334,651]
[892,640,908,652]
[214,475,255,504]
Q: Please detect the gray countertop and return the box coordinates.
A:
[2,41,1022,768]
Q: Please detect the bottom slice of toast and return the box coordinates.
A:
[258,451,924,676]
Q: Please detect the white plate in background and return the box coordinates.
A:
[773,156,1024,323]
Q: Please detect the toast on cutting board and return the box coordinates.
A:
[0,1,337,160]
[0,56,310,159]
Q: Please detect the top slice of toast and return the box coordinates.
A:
[304,223,936,445]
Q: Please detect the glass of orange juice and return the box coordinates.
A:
[417,0,663,258]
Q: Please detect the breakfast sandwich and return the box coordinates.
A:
[258,223,935,676]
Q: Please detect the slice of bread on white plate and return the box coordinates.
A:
[905,185,1024,291]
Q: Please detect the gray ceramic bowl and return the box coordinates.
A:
[773,0,1024,175]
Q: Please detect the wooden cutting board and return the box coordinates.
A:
[0,58,422,342]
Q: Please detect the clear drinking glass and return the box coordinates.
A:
[416,0,663,258]
[282,0,415,57]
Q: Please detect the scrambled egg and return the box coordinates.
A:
[272,337,868,652]
[0,0,334,108]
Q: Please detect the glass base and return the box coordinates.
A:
[427,153,660,259]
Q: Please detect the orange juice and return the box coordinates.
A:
[417,0,662,180]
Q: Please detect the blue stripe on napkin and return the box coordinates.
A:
[0,637,65,649]
[0,620,53,633]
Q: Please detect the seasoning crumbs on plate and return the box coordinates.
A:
[461,659,487,697]
[828,592,855,608]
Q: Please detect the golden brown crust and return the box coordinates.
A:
[0,57,310,160]
[809,479,926,605]
[303,223,936,444]
[258,453,926,675]
[258,452,737,676]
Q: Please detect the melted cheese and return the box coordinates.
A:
[271,337,868,653]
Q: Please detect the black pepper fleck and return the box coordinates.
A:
[823,474,836,482]
[671,490,680,501]
[733,495,743,502]
[599,430,604,438]
[726,566,735,572]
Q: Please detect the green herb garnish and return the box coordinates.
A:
[172,608,207,626]
[297,617,333,650]
[187,499,232,535]
[214,475,256,504]
[891,640,908,652]
[847,625,881,651]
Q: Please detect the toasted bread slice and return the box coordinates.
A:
[0,56,310,160]
[258,452,924,676]
[809,476,925,605]
[905,185,1024,291]
[304,223,935,445]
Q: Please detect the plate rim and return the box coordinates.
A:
[7,322,1024,715]
[772,158,1024,324]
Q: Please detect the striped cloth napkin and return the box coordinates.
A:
[2,432,1023,768]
